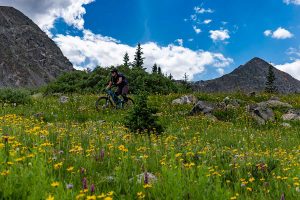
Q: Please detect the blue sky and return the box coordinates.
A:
[2,0,300,80]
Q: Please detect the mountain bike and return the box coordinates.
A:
[95,88,134,111]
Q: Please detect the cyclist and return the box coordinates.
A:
[106,68,129,103]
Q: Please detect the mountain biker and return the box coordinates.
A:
[106,68,129,103]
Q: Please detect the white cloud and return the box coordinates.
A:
[283,0,300,5]
[175,39,183,46]
[53,30,233,80]
[193,26,201,34]
[264,30,272,36]
[287,47,300,57]
[209,29,230,42]
[264,27,293,39]
[194,6,214,14]
[217,68,225,75]
[0,0,94,34]
[203,19,212,24]
[188,38,194,42]
[275,60,300,80]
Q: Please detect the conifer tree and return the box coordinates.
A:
[133,43,144,70]
[265,66,277,93]
[158,66,162,75]
[123,52,130,68]
[152,63,158,73]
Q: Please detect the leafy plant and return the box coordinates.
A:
[0,88,31,106]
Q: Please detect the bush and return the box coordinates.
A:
[124,93,164,134]
[0,88,31,106]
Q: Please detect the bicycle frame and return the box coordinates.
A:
[105,89,123,107]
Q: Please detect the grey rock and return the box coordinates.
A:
[59,96,69,104]
[190,101,214,115]
[281,123,291,128]
[247,104,274,125]
[192,57,300,94]
[258,100,292,108]
[0,6,74,88]
[172,95,197,105]
[282,110,300,121]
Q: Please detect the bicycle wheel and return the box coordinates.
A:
[123,97,134,109]
[95,97,113,111]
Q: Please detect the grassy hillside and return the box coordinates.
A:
[0,93,300,199]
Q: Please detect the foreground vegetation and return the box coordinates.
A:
[0,92,300,199]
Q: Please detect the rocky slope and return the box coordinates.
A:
[192,57,300,93]
[0,6,73,87]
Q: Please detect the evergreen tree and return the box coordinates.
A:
[124,93,164,135]
[123,52,130,68]
[168,73,173,80]
[265,66,277,93]
[158,66,162,75]
[183,73,189,83]
[152,63,158,73]
[133,43,144,70]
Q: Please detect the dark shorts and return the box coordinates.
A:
[115,84,129,96]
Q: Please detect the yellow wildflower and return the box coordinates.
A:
[143,184,152,189]
[86,195,96,200]
[51,182,59,187]
[46,195,54,200]
[137,191,145,199]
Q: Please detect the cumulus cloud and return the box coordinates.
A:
[216,68,225,76]
[193,26,201,34]
[286,47,300,58]
[209,29,230,42]
[0,0,94,34]
[175,39,183,46]
[203,19,212,24]
[53,30,233,80]
[264,27,293,39]
[194,6,214,14]
[283,0,300,5]
[275,60,300,80]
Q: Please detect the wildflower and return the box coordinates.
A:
[97,193,106,198]
[100,148,105,160]
[46,194,54,200]
[90,184,95,194]
[143,184,152,189]
[86,195,96,200]
[67,166,74,172]
[104,197,112,200]
[249,177,255,182]
[82,177,88,190]
[80,167,86,174]
[294,182,300,186]
[144,172,149,184]
[66,183,73,189]
[76,193,85,199]
[118,145,128,152]
[1,170,9,176]
[246,187,253,192]
[51,182,59,187]
[137,191,145,199]
[53,162,63,170]
[107,191,114,196]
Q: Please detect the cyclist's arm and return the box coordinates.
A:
[106,81,113,89]
[116,77,122,85]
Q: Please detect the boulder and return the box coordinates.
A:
[190,101,214,115]
[282,110,300,121]
[172,95,197,105]
[258,100,292,109]
[247,104,274,125]
[59,96,69,104]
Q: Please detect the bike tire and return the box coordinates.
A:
[95,97,113,111]
[123,97,134,109]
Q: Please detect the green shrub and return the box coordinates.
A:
[0,88,31,106]
[124,93,164,134]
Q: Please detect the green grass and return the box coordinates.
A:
[0,93,299,200]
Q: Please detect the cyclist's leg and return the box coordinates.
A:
[121,85,129,102]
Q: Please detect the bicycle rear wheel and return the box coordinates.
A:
[123,97,134,109]
[95,97,113,111]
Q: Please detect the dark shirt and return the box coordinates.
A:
[111,73,128,87]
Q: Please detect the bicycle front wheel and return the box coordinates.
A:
[95,97,113,111]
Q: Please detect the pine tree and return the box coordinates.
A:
[152,63,158,73]
[123,52,130,68]
[168,73,173,80]
[133,43,144,70]
[265,66,277,93]
[183,73,189,83]
[124,93,164,135]
[158,66,162,75]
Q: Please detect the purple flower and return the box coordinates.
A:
[80,167,86,175]
[90,184,95,194]
[82,177,87,190]
[100,148,105,160]
[144,172,149,184]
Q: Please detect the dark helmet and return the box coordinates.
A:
[110,68,118,73]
